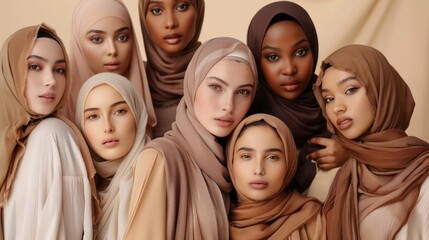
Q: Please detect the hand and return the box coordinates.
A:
[306,137,349,170]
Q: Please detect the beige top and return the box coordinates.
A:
[124,148,166,239]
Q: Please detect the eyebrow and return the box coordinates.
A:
[237,147,283,153]
[27,55,66,65]
[321,76,357,93]
[84,100,127,113]
[206,76,254,89]
[262,39,309,51]
[86,27,130,35]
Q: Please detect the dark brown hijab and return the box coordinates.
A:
[144,37,257,240]
[227,114,325,240]
[314,44,429,239]
[247,1,329,191]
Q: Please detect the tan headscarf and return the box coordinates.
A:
[314,44,429,239]
[227,113,325,240]
[144,37,257,240]
[75,72,150,239]
[68,0,156,127]
[0,23,99,225]
[139,0,205,137]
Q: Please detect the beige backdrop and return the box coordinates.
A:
[1,0,428,141]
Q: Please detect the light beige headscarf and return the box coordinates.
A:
[68,0,156,127]
[139,0,205,137]
[144,37,257,240]
[0,23,99,227]
[75,72,150,239]
[314,44,429,240]
[227,113,325,240]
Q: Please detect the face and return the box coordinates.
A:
[260,20,313,100]
[145,0,197,55]
[83,84,136,161]
[25,37,67,115]
[232,124,286,202]
[321,67,374,139]
[80,17,133,75]
[194,59,255,138]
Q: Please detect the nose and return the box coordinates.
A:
[221,94,234,112]
[165,10,178,29]
[104,117,114,133]
[253,160,265,175]
[333,97,346,114]
[281,57,297,76]
[107,39,117,56]
[43,71,56,87]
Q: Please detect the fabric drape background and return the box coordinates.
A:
[0,0,427,142]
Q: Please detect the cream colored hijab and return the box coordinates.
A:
[69,0,156,127]
[0,23,99,226]
[314,45,429,239]
[144,37,257,240]
[75,72,150,239]
[227,114,324,240]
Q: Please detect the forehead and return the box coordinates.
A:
[30,38,64,59]
[85,84,124,107]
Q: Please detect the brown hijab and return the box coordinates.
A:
[144,37,257,240]
[227,113,325,240]
[69,0,156,126]
[0,23,99,222]
[247,1,329,191]
[314,44,429,239]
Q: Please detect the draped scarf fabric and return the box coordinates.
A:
[144,37,258,240]
[314,44,429,239]
[246,1,330,191]
[0,22,99,226]
[75,73,150,239]
[227,114,324,239]
[69,0,156,127]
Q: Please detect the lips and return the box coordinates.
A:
[39,93,55,102]
[336,117,353,130]
[102,138,119,147]
[163,33,182,45]
[104,61,120,71]
[249,180,268,190]
[214,117,234,128]
[280,80,301,92]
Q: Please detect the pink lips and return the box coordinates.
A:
[163,33,182,45]
[249,180,268,190]
[102,138,119,147]
[39,93,55,102]
[104,61,120,71]
[215,117,234,128]
[280,80,300,92]
[336,117,353,130]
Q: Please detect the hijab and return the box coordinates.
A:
[69,0,156,127]
[144,37,257,240]
[75,72,150,239]
[0,23,99,224]
[314,44,429,239]
[227,113,324,239]
[247,1,329,191]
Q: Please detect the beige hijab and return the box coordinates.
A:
[144,37,257,240]
[314,44,429,239]
[227,113,324,240]
[68,0,156,127]
[75,72,150,239]
[0,23,99,225]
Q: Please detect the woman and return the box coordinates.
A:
[0,23,97,239]
[227,113,325,239]
[68,0,156,128]
[314,44,429,239]
[124,37,258,239]
[75,72,150,239]
[139,0,205,138]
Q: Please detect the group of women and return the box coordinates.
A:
[0,0,428,239]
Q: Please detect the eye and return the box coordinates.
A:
[240,153,252,160]
[86,114,99,120]
[237,89,251,95]
[267,155,280,161]
[324,96,334,104]
[117,34,129,42]
[90,36,103,44]
[176,2,189,11]
[54,67,66,75]
[264,54,279,62]
[345,87,359,95]
[113,109,127,115]
[209,84,221,91]
[28,64,41,71]
[295,48,308,57]
[150,7,162,15]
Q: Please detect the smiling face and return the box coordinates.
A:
[145,0,197,55]
[260,20,313,100]
[83,84,136,161]
[79,17,133,75]
[321,67,374,139]
[25,37,67,115]
[232,124,286,201]
[193,59,255,138]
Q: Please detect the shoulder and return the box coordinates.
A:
[31,117,74,136]
[135,148,166,171]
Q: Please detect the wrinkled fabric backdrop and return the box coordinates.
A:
[1,0,427,142]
